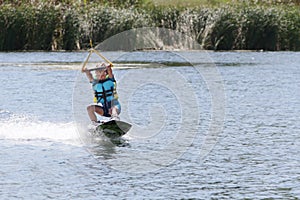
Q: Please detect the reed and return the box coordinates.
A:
[202,7,240,50]
[277,7,300,50]
[0,5,59,50]
[61,9,80,50]
[0,1,299,51]
[76,5,152,49]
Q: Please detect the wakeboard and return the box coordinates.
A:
[95,120,132,139]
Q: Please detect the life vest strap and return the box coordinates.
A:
[94,86,114,103]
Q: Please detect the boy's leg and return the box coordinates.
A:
[87,105,104,122]
[110,100,121,120]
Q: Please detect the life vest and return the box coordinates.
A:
[92,78,118,105]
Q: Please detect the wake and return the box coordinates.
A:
[0,111,81,146]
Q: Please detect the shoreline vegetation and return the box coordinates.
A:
[0,0,299,51]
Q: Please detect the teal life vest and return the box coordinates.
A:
[92,78,118,105]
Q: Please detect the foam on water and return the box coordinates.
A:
[0,111,81,146]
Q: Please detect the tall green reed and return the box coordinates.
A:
[0,5,59,51]
[0,2,299,51]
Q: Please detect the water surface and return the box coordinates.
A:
[0,51,299,199]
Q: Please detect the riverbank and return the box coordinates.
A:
[0,1,299,51]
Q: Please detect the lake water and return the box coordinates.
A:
[0,51,299,199]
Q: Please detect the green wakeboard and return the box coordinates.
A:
[96,120,132,139]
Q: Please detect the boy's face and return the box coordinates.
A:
[95,69,107,80]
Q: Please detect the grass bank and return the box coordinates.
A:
[0,0,299,51]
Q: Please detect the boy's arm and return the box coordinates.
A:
[82,68,94,82]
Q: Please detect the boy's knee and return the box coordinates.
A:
[87,105,94,111]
